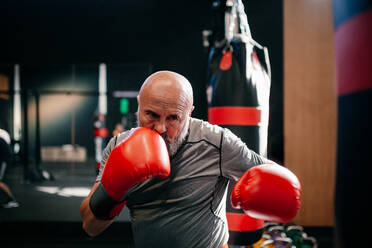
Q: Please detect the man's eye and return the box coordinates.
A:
[146,112,158,118]
[168,115,179,121]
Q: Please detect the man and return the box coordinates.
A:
[0,128,19,208]
[80,71,300,248]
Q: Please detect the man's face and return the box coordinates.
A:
[138,101,189,141]
[139,109,189,155]
[137,89,192,156]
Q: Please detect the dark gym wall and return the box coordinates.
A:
[0,0,283,160]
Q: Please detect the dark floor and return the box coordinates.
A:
[0,160,334,247]
[0,160,133,247]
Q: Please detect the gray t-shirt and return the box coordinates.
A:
[97,117,270,248]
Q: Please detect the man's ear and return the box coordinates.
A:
[137,95,140,104]
[189,106,195,117]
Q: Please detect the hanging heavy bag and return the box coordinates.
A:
[206,0,271,245]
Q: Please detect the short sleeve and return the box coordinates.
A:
[95,136,117,182]
[220,128,272,181]
[96,130,132,182]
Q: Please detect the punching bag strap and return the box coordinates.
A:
[235,0,272,79]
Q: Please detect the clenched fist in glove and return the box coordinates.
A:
[231,164,301,223]
[89,127,171,220]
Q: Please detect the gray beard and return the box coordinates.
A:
[136,113,190,157]
[163,118,189,157]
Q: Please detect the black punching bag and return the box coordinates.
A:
[206,0,271,245]
[333,0,372,247]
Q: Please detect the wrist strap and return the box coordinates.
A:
[89,183,119,220]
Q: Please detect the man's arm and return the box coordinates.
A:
[221,128,274,180]
[80,127,171,236]
[80,182,113,237]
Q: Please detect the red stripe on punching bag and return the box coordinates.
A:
[94,128,109,138]
[335,10,372,96]
[226,212,265,231]
[208,106,261,126]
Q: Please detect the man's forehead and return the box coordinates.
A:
[141,98,186,114]
[140,85,189,108]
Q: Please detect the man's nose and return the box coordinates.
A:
[154,120,167,134]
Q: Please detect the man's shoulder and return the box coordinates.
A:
[115,129,133,145]
[0,129,11,145]
[188,117,224,147]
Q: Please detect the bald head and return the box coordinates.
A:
[138,71,193,109]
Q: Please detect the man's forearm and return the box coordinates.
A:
[80,182,113,236]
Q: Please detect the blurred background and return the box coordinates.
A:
[0,0,283,162]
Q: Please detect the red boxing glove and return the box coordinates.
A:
[231,164,301,223]
[90,127,170,219]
